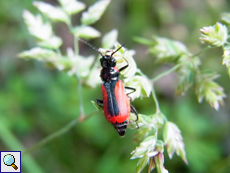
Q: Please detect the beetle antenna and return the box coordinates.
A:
[78,38,103,56]
[111,43,129,66]
[111,43,126,57]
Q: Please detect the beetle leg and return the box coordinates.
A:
[125,86,136,95]
[95,99,103,109]
[119,64,128,72]
[130,105,139,128]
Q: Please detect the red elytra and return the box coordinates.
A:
[101,80,130,124]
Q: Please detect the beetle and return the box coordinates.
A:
[78,38,138,136]
[95,46,138,136]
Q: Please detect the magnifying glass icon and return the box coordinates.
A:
[3,154,18,170]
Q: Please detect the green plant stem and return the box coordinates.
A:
[66,16,85,117]
[76,72,85,117]
[151,86,160,113]
[0,117,44,173]
[136,69,146,76]
[71,24,86,118]
[151,64,182,82]
[22,110,98,156]
[151,85,168,122]
[66,15,79,56]
[74,36,79,56]
[192,45,211,58]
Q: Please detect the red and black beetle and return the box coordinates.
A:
[78,39,138,136]
[95,46,138,136]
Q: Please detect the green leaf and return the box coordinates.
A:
[148,157,156,173]
[33,1,69,23]
[125,75,152,100]
[23,10,53,41]
[84,67,101,88]
[132,114,156,141]
[163,122,188,164]
[23,10,63,49]
[19,47,96,77]
[155,140,164,153]
[47,58,73,71]
[136,154,149,173]
[154,153,169,173]
[131,135,156,159]
[133,36,156,46]
[132,136,166,172]
[18,47,73,71]
[195,71,226,110]
[220,12,230,25]
[200,22,228,47]
[223,46,230,76]
[176,55,201,95]
[228,67,230,76]
[18,47,58,60]
[151,111,167,128]
[38,35,63,49]
[58,0,74,4]
[149,37,189,63]
[132,136,159,173]
[223,46,230,66]
[66,48,95,77]
[81,0,110,25]
[58,0,86,15]
[102,29,118,48]
[72,26,101,39]
[176,69,194,95]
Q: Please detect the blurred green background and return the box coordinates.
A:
[1,0,230,173]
